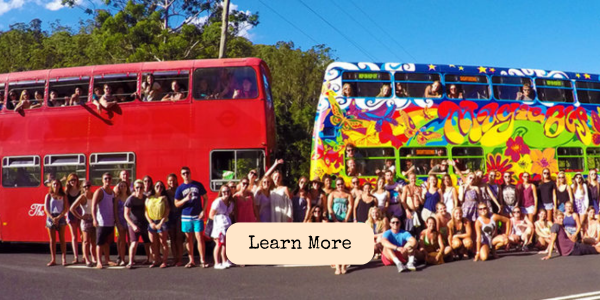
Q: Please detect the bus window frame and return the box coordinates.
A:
[92,73,139,105]
[491,75,534,101]
[347,146,396,178]
[586,147,600,171]
[444,73,491,101]
[534,77,574,103]
[89,152,136,186]
[192,66,260,101]
[341,71,393,99]
[6,79,47,112]
[2,155,42,188]
[43,154,87,183]
[140,70,191,103]
[450,146,485,175]
[557,147,584,173]
[47,76,91,108]
[575,80,600,105]
[399,147,448,178]
[209,149,266,192]
[394,71,443,99]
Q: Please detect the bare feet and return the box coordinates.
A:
[47,261,56,267]
[96,263,103,269]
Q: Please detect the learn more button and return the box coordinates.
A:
[226,223,374,265]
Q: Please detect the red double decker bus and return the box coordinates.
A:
[0,58,276,243]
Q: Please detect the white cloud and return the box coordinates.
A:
[0,0,25,16]
[44,0,81,11]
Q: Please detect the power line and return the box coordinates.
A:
[349,0,417,62]
[330,0,403,62]
[256,0,321,45]
[296,0,377,62]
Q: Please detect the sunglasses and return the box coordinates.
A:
[83,185,91,188]
[181,172,190,175]
[478,207,488,211]
[390,221,400,224]
[249,171,256,175]
[242,182,249,186]
[543,172,549,175]
[103,177,111,180]
[134,186,142,190]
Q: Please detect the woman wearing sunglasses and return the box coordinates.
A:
[234,178,258,222]
[518,172,538,223]
[538,168,557,222]
[145,181,170,268]
[555,171,573,213]
[474,203,510,261]
[124,179,151,269]
[571,173,589,219]
[458,173,482,222]
[70,180,97,267]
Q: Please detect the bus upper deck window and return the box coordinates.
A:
[193,67,257,100]
[576,81,600,104]
[141,71,190,102]
[492,76,532,101]
[444,74,489,100]
[93,73,137,104]
[341,71,392,98]
[7,80,46,111]
[394,72,441,99]
[48,76,90,107]
[535,78,573,103]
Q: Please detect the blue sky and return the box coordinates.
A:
[2,0,600,74]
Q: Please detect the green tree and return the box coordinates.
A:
[253,42,335,182]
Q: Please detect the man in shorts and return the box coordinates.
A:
[542,210,600,260]
[381,215,419,272]
[175,166,209,268]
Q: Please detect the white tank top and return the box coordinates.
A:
[81,196,92,215]
[373,191,388,209]
[443,187,455,213]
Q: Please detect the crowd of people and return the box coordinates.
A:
[43,154,600,274]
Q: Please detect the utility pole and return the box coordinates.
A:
[218,0,230,59]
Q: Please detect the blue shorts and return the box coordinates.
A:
[182,218,204,233]
[148,220,168,234]
[543,203,554,210]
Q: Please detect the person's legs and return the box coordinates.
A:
[195,231,207,266]
[117,228,127,264]
[47,227,57,266]
[82,231,91,264]
[90,230,97,263]
[213,238,222,267]
[479,244,490,261]
[169,224,183,266]
[184,233,195,266]
[158,230,169,267]
[68,221,80,263]
[148,231,159,266]
[546,209,554,222]
[128,241,138,267]
[58,225,67,265]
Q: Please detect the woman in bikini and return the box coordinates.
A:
[447,207,473,259]
[420,217,452,265]
[555,171,573,213]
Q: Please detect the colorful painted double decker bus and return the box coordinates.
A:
[0,58,276,243]
[310,62,600,185]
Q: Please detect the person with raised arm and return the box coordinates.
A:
[474,203,510,261]
[92,172,118,269]
[401,172,422,233]
[174,166,209,268]
[70,180,97,267]
[271,170,293,222]
[44,179,69,266]
[475,170,501,212]
[542,210,600,260]
[124,179,151,269]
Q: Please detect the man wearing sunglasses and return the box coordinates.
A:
[174,166,209,268]
[543,210,600,260]
[381,215,419,272]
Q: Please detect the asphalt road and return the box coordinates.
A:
[1,243,599,300]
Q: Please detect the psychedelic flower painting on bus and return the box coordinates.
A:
[310,62,600,183]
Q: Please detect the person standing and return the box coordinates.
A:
[70,180,97,267]
[234,178,258,222]
[145,181,170,268]
[64,173,82,264]
[174,167,209,268]
[44,180,68,266]
[166,173,184,266]
[538,168,556,222]
[270,170,293,222]
[124,180,151,269]
[210,185,235,269]
[92,172,118,269]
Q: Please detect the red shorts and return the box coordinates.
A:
[382,249,408,266]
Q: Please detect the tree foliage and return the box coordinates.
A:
[0,3,334,183]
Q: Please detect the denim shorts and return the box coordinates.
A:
[148,220,168,233]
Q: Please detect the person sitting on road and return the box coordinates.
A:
[381,215,419,272]
[542,210,600,260]
[365,206,389,259]
[447,206,473,259]
[419,217,452,265]
[534,209,553,254]
[474,203,510,262]
[508,206,534,251]
[581,207,599,245]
